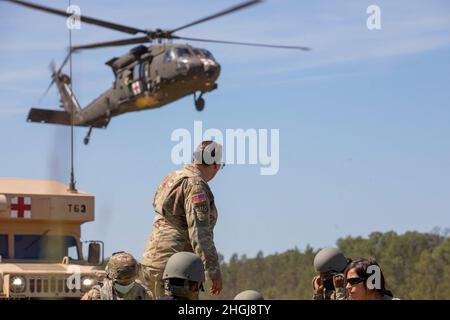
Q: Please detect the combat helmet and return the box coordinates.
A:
[313,247,348,274]
[163,252,205,297]
[106,251,139,281]
[234,290,264,300]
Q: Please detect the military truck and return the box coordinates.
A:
[0,178,105,299]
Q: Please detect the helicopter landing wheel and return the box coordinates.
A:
[84,126,93,145]
[194,92,205,111]
[195,97,205,111]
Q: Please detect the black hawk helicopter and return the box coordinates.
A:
[5,0,310,144]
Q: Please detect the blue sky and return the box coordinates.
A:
[1,0,450,261]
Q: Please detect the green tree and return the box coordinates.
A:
[204,230,449,300]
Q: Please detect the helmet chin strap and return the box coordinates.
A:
[165,279,200,298]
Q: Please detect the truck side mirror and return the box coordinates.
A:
[0,195,7,211]
[88,242,101,265]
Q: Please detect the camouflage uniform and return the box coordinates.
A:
[311,275,348,300]
[83,251,153,300]
[141,164,220,298]
[312,287,347,300]
[312,248,349,300]
[83,279,153,300]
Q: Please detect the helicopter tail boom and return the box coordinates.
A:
[52,73,82,115]
[27,108,106,128]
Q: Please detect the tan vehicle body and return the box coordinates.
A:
[0,179,104,299]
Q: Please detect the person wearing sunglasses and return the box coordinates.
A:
[345,258,398,300]
[141,141,224,299]
[312,247,351,300]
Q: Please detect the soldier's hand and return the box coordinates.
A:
[333,274,345,289]
[210,277,223,295]
[312,276,324,294]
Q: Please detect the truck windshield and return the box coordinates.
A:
[0,234,8,259]
[14,235,79,261]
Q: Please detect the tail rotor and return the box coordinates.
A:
[38,50,74,104]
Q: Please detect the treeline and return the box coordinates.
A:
[202,230,450,299]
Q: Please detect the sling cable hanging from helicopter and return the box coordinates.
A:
[68,0,77,192]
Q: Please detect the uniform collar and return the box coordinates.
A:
[183,164,207,182]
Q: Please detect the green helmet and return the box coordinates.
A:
[234,290,264,300]
[163,251,205,282]
[106,251,138,281]
[313,247,348,274]
[163,252,205,298]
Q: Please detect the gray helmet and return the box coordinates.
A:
[313,247,348,274]
[163,252,205,298]
[234,290,264,300]
[163,252,205,283]
[106,251,138,280]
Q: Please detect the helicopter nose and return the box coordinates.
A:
[205,63,220,80]
[188,61,204,77]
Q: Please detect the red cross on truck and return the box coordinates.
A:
[10,196,31,219]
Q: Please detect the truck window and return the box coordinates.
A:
[14,235,79,261]
[0,234,8,259]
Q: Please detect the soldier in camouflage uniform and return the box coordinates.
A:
[312,247,349,300]
[82,251,153,300]
[141,141,224,299]
[160,251,205,300]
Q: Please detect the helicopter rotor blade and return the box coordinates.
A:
[38,49,76,103]
[172,36,311,51]
[38,79,55,104]
[71,36,150,51]
[57,51,73,73]
[49,60,56,74]
[4,0,146,35]
[169,0,262,34]
[37,61,57,104]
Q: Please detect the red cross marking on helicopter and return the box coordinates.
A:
[132,81,141,95]
[10,196,32,219]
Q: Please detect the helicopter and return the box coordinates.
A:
[5,0,310,145]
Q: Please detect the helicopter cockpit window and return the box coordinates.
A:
[193,49,215,61]
[193,49,202,57]
[0,234,8,259]
[164,50,173,63]
[174,48,192,59]
[201,49,215,60]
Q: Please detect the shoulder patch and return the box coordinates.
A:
[192,193,207,205]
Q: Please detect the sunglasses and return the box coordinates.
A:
[346,277,366,286]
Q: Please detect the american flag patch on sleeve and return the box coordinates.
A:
[192,193,206,204]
